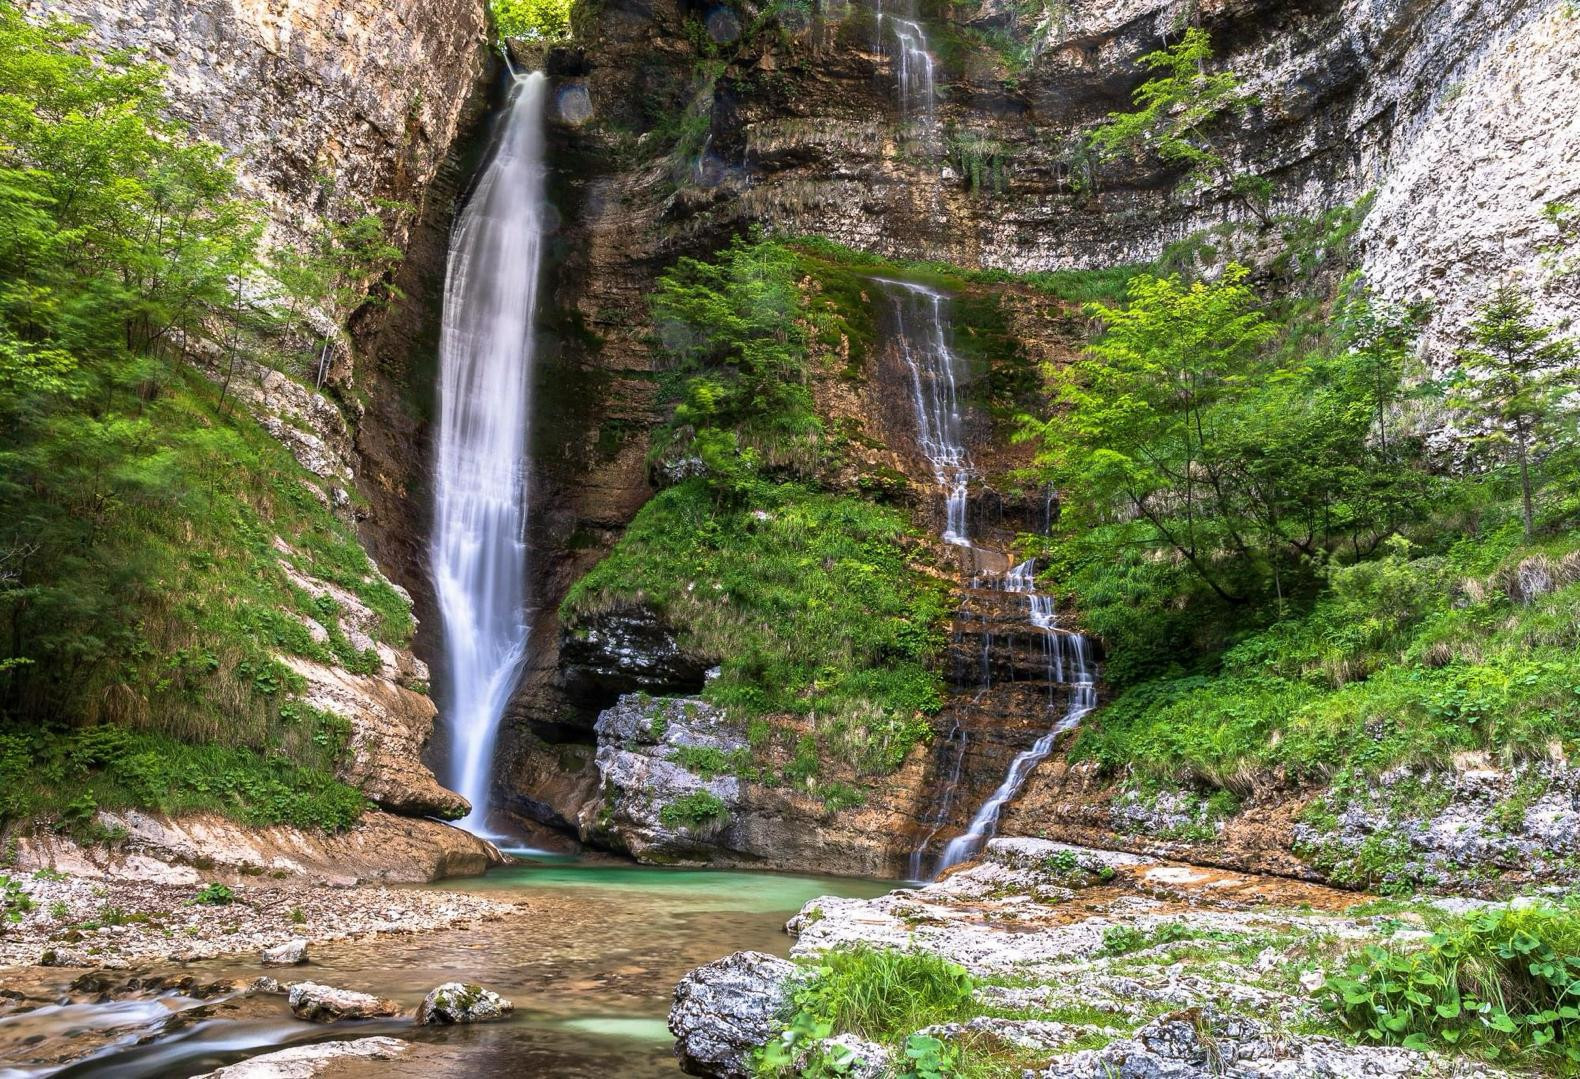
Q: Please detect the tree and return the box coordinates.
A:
[1087,28,1268,222]
[1021,267,1424,610]
[1449,283,1579,537]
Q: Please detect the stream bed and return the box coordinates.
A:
[0,856,894,1077]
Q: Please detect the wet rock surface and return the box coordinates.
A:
[261,938,310,967]
[416,981,514,1025]
[193,1035,411,1077]
[288,981,401,1022]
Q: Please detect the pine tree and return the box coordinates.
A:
[1450,283,1579,537]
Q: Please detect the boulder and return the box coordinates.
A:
[670,950,796,1078]
[260,938,309,966]
[286,981,401,1023]
[191,1035,409,1077]
[416,982,513,1024]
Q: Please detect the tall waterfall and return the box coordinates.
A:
[876,278,971,546]
[430,73,549,834]
[935,560,1098,873]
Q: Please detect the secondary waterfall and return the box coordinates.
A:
[430,73,549,834]
[876,278,971,546]
[875,0,937,133]
[935,560,1098,873]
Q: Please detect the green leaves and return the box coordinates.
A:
[1320,900,1580,1065]
[1086,29,1257,203]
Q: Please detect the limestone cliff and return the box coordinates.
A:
[491,0,1577,871]
[18,0,494,837]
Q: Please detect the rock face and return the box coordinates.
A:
[287,981,402,1022]
[416,982,514,1025]
[578,692,931,875]
[670,951,797,1079]
[8,808,504,887]
[20,0,489,253]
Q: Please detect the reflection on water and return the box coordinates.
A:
[1,857,897,1078]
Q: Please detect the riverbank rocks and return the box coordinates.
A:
[416,982,513,1024]
[1030,1007,1496,1078]
[287,981,401,1022]
[671,839,1508,1078]
[670,950,796,1078]
[260,939,309,966]
[192,1036,410,1077]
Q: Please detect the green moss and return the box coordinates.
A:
[563,478,949,746]
[658,790,730,830]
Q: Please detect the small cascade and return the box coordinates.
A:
[873,0,937,140]
[430,73,551,835]
[875,278,971,546]
[934,560,1098,874]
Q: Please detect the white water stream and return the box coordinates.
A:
[877,278,1098,877]
[934,561,1098,873]
[430,73,549,834]
[877,278,971,546]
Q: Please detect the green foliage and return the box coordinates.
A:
[0,2,412,830]
[653,233,823,485]
[194,882,234,905]
[1,872,33,926]
[1023,267,1423,615]
[563,478,948,748]
[492,0,574,40]
[658,790,731,831]
[0,725,366,831]
[755,947,976,1076]
[1073,524,1580,789]
[1322,901,1580,1066]
[1087,29,1258,209]
[1445,283,1579,537]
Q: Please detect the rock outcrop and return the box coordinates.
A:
[578,692,931,876]
[670,838,1504,1078]
[7,808,504,887]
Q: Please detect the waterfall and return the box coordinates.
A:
[889,16,935,126]
[873,0,937,136]
[876,278,971,546]
[430,73,549,835]
[934,560,1098,873]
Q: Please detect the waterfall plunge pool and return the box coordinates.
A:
[1,858,897,1078]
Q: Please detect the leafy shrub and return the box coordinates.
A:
[658,791,730,831]
[1,874,34,925]
[492,0,573,39]
[755,946,976,1076]
[1322,902,1580,1064]
[194,882,233,906]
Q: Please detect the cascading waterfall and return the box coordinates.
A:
[876,278,971,546]
[874,0,937,136]
[430,72,549,835]
[934,560,1098,873]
